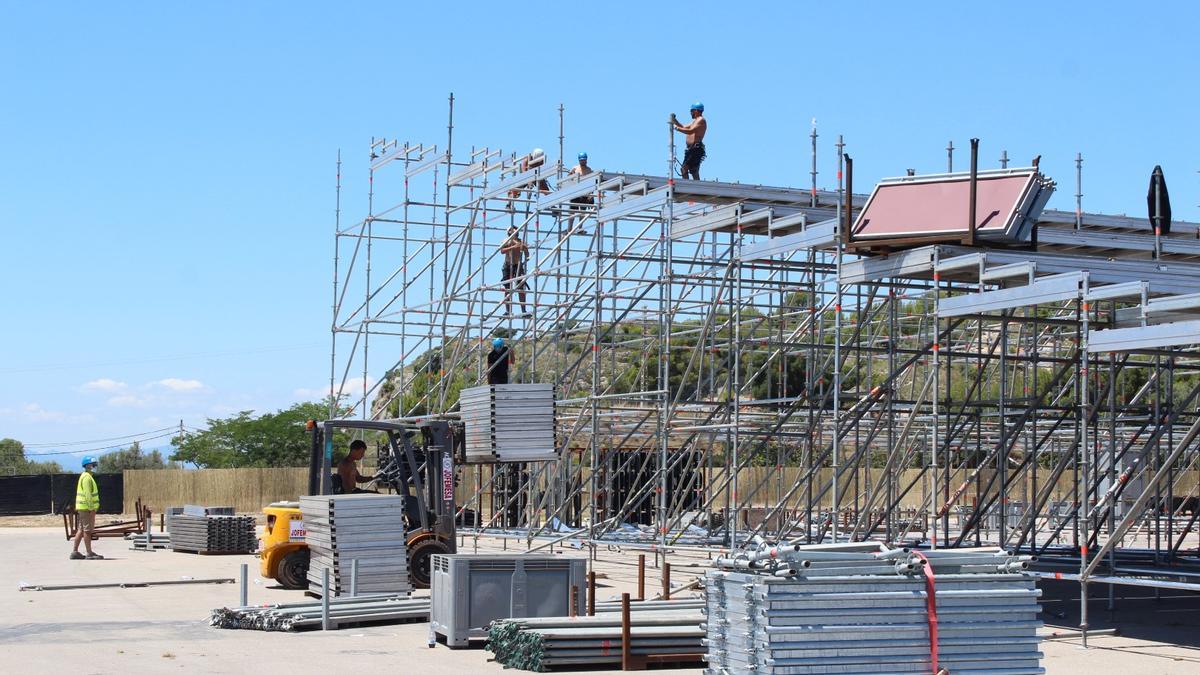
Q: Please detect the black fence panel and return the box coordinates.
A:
[0,473,125,516]
[0,474,52,515]
[49,473,124,514]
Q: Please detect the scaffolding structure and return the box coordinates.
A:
[330,99,1200,640]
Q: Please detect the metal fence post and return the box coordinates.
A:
[351,559,359,597]
[239,563,248,607]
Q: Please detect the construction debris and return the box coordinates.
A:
[211,593,429,631]
[300,493,411,597]
[704,541,1044,674]
[460,384,557,463]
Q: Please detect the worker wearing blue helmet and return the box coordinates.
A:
[567,152,595,219]
[70,455,104,560]
[671,101,708,180]
[487,337,512,385]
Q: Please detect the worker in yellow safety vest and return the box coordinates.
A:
[70,456,104,560]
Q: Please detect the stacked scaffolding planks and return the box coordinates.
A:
[167,505,256,554]
[460,384,557,463]
[704,542,1043,674]
[300,493,410,598]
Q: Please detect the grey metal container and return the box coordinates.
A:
[430,554,587,648]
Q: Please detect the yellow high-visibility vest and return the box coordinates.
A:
[76,471,100,511]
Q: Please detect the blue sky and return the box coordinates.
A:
[2,2,1197,464]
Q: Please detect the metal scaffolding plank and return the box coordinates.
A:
[671,204,742,240]
[840,247,937,284]
[936,246,1200,296]
[935,253,986,274]
[405,151,447,179]
[767,211,808,235]
[481,168,541,201]
[1144,292,1200,315]
[1084,281,1148,302]
[448,150,501,186]
[740,220,837,261]
[538,175,600,211]
[597,188,668,223]
[938,272,1083,317]
[981,262,1035,282]
[1087,319,1200,353]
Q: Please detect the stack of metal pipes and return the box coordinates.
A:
[704,541,1043,674]
[486,600,705,671]
[210,594,429,632]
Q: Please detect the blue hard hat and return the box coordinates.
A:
[578,152,587,161]
[81,456,97,468]
[492,338,505,349]
[690,101,704,112]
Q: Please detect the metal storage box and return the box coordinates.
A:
[430,554,587,647]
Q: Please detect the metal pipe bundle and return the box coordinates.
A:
[486,603,704,671]
[704,542,1044,674]
[210,594,429,632]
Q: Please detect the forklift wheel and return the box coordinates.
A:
[407,538,450,589]
[277,549,310,590]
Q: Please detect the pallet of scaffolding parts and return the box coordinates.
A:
[167,505,257,554]
[460,383,557,463]
[705,541,1044,674]
[301,493,412,598]
[849,162,1055,249]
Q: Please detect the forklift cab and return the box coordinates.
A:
[307,419,460,586]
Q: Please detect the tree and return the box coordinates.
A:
[169,400,351,468]
[97,441,170,473]
[0,438,65,475]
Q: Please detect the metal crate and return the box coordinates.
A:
[430,554,587,648]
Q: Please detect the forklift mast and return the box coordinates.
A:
[307,419,459,551]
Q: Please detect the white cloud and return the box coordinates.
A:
[108,394,152,408]
[8,403,95,425]
[157,378,205,392]
[294,376,376,401]
[22,403,66,422]
[81,378,127,393]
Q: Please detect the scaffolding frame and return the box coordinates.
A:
[329,100,1200,644]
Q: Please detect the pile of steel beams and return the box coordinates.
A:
[486,600,704,671]
[168,506,256,554]
[703,542,1043,674]
[460,384,557,462]
[211,594,429,631]
[300,493,410,597]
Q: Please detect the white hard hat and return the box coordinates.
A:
[531,148,545,159]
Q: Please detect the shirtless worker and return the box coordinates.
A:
[500,225,530,316]
[506,148,552,211]
[567,152,594,222]
[337,439,377,494]
[672,102,707,180]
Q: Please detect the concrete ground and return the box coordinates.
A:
[2,526,1198,675]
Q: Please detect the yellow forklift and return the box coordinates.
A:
[260,419,459,590]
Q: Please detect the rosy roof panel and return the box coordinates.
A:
[852,172,1038,240]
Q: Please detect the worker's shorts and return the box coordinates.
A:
[502,262,527,289]
[76,510,96,533]
[569,195,594,210]
[682,142,706,174]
